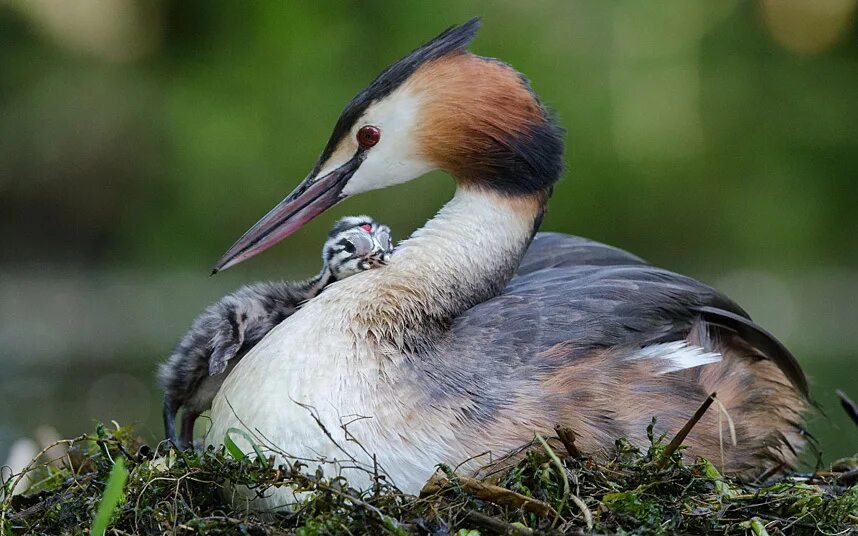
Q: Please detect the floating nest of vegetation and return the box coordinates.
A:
[2,415,856,535]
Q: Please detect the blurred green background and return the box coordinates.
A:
[1,1,856,468]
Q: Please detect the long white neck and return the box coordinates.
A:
[207,186,545,500]
[323,187,542,346]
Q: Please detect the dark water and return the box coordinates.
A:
[2,354,855,468]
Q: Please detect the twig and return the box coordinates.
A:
[836,468,858,485]
[553,425,583,458]
[420,470,557,518]
[753,462,786,486]
[222,397,275,457]
[470,441,535,481]
[459,509,533,535]
[176,515,281,535]
[657,392,716,469]
[1,435,84,508]
[7,472,98,522]
[567,494,594,533]
[538,432,594,532]
[455,450,494,475]
[292,400,372,474]
[712,396,737,446]
[336,411,396,487]
[538,432,593,532]
[324,485,404,534]
[535,434,569,528]
[836,390,858,427]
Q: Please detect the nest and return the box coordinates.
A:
[2,414,857,535]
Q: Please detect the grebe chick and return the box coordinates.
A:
[158,216,393,448]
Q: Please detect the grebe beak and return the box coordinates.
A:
[212,154,361,273]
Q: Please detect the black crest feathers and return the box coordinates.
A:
[316,19,481,166]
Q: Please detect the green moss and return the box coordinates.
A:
[1,422,855,535]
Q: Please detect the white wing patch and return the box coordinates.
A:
[630,341,722,374]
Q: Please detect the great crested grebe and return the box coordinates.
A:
[159,216,393,448]
[205,19,809,503]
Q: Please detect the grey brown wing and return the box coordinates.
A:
[447,236,808,400]
[516,232,647,276]
[693,305,809,398]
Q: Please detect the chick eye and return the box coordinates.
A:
[357,125,380,149]
[359,223,373,232]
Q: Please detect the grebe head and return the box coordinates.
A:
[323,216,393,280]
[214,18,563,272]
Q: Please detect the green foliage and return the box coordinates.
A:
[224,427,270,468]
[1,423,856,535]
[90,457,128,536]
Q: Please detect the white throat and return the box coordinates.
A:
[206,186,539,502]
[364,187,537,324]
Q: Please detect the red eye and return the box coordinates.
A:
[360,223,373,232]
[357,125,381,149]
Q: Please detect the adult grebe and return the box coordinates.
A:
[206,19,808,505]
[160,216,392,448]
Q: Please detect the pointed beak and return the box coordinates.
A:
[373,245,391,266]
[367,255,388,268]
[213,155,361,273]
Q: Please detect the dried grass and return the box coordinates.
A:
[2,419,856,535]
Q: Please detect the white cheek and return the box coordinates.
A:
[342,87,434,196]
[343,151,434,196]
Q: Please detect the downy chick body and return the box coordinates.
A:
[158,216,393,448]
